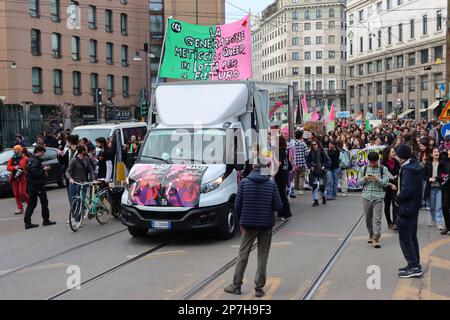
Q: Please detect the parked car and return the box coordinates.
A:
[0,147,66,194]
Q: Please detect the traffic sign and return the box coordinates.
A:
[441,123,450,138]
[438,100,450,121]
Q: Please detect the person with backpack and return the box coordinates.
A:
[293,130,309,196]
[358,151,395,248]
[57,134,79,201]
[306,139,331,207]
[381,146,401,230]
[326,141,341,200]
[66,145,96,205]
[274,135,292,220]
[7,145,29,215]
[23,146,55,229]
[337,140,350,197]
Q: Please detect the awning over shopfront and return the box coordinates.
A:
[398,109,414,118]
[420,100,440,112]
[386,112,396,119]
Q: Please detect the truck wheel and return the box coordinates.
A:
[217,205,237,240]
[128,226,148,237]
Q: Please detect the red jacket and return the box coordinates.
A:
[7,155,28,182]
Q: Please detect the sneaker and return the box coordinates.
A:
[14,210,24,215]
[312,200,319,207]
[368,235,373,244]
[25,223,39,230]
[436,224,445,231]
[255,288,265,298]
[322,197,327,205]
[392,224,398,231]
[298,191,304,196]
[289,194,297,199]
[440,228,449,235]
[280,217,287,221]
[43,220,56,226]
[223,284,241,295]
[398,267,423,278]
[372,238,381,249]
[398,265,422,272]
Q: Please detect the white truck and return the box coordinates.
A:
[120,81,293,239]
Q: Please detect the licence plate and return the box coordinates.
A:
[150,220,171,230]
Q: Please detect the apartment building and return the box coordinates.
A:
[252,0,347,112]
[346,0,446,119]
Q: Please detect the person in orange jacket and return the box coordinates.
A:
[7,145,29,215]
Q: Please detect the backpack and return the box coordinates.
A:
[25,158,33,179]
[340,150,351,169]
[363,165,387,191]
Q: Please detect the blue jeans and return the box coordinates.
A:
[326,169,340,199]
[311,176,326,201]
[68,183,88,206]
[429,187,444,225]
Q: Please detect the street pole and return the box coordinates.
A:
[144,43,149,123]
[446,4,450,99]
[196,0,198,24]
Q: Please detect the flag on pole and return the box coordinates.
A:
[323,101,330,124]
[311,112,320,121]
[301,94,311,122]
[329,102,336,121]
[365,119,373,132]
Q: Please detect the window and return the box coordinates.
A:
[349,14,354,25]
[387,0,392,10]
[397,79,403,93]
[420,49,428,64]
[408,77,415,92]
[304,52,311,60]
[73,71,81,95]
[386,80,392,94]
[408,52,415,66]
[304,23,311,30]
[368,6,373,17]
[90,73,98,95]
[29,0,39,17]
[121,45,128,66]
[30,29,41,55]
[421,75,428,90]
[437,10,442,31]
[292,37,298,46]
[149,0,163,11]
[376,60,382,72]
[316,36,322,45]
[51,33,61,58]
[105,9,113,33]
[397,0,403,4]
[359,10,364,21]
[329,21,335,29]
[292,23,299,32]
[329,81,335,91]
[304,10,310,20]
[305,81,311,91]
[410,19,414,38]
[359,37,363,52]
[316,22,322,30]
[89,39,98,63]
[329,66,335,74]
[350,40,353,55]
[293,81,299,93]
[305,37,311,45]
[304,67,311,75]
[71,36,80,61]
[316,9,321,18]
[121,13,128,35]
[376,2,382,14]
[50,0,60,22]
[367,83,372,96]
[32,67,42,93]
[292,52,299,60]
[350,86,355,98]
[328,35,335,44]
[120,0,128,4]
[329,8,335,18]
[329,51,336,59]
[376,82,382,95]
[316,67,322,75]
[106,42,113,65]
[316,51,323,59]
[53,69,62,95]
[292,11,299,20]
[423,15,427,35]
[122,76,129,97]
[396,55,403,68]
[293,67,299,76]
[349,66,355,77]
[386,57,393,70]
[435,45,443,61]
[388,27,392,44]
[107,74,114,96]
[358,86,363,97]
[377,30,381,47]
[398,23,403,42]
[316,81,322,91]
[88,5,97,29]
[367,62,373,74]
[358,64,364,76]
[369,34,372,50]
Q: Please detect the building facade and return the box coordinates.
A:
[252,0,347,113]
[346,0,446,120]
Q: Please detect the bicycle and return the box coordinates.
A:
[69,181,112,232]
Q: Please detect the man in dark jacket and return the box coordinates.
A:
[395,144,423,278]
[224,161,282,298]
[24,146,56,229]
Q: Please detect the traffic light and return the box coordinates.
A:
[94,88,103,107]
[140,99,149,116]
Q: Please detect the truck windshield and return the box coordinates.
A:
[71,128,112,143]
[140,129,227,165]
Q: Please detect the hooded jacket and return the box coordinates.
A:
[396,158,423,216]
[236,168,282,229]
[26,155,47,191]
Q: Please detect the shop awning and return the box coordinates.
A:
[427,100,440,110]
[386,112,396,119]
[398,109,414,118]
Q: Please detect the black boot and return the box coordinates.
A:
[25,223,39,229]
[312,200,319,207]
[322,197,327,205]
[43,220,56,226]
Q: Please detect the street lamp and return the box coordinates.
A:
[133,45,156,121]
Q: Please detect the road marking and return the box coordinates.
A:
[420,290,450,300]
[126,250,186,260]
[392,279,420,300]
[0,217,22,222]
[16,263,69,274]
[195,275,228,300]
[429,256,450,271]
[260,277,282,300]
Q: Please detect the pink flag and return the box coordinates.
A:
[329,102,336,121]
[269,101,282,117]
[301,94,308,113]
[311,112,320,122]
[341,119,347,128]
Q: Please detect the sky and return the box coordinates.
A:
[225,0,275,23]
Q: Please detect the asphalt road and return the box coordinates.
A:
[0,187,449,300]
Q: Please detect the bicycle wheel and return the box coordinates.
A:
[95,190,112,225]
[69,197,84,232]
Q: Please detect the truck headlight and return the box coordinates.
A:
[201,176,224,194]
